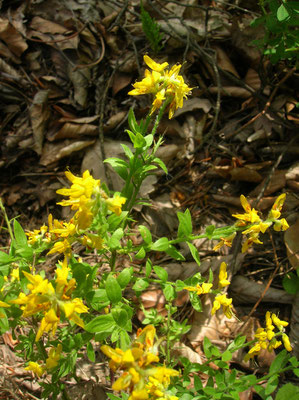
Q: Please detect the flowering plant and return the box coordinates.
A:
[0,55,297,400]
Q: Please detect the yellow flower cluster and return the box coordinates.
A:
[25,344,62,377]
[26,170,126,257]
[10,258,88,341]
[184,262,234,319]
[101,325,178,400]
[129,55,193,119]
[214,194,289,253]
[245,312,292,361]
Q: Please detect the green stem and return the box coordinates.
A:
[110,250,117,273]
[150,97,171,136]
[165,304,172,365]
[0,198,14,242]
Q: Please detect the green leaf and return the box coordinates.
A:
[117,267,133,288]
[265,374,278,396]
[187,242,200,266]
[153,265,168,282]
[165,245,185,261]
[112,308,128,328]
[277,4,290,21]
[139,225,152,245]
[145,259,152,278]
[151,237,169,251]
[153,157,168,174]
[134,132,146,149]
[85,314,115,333]
[0,251,13,264]
[13,219,28,247]
[109,228,124,249]
[86,341,95,362]
[269,350,289,374]
[135,246,146,259]
[128,108,139,134]
[121,144,133,160]
[104,158,129,180]
[133,278,149,292]
[86,289,110,311]
[119,330,131,350]
[163,283,175,301]
[276,383,299,400]
[221,350,232,362]
[282,272,299,294]
[177,209,192,238]
[105,275,122,304]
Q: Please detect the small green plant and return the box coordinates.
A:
[140,1,163,53]
[252,0,299,63]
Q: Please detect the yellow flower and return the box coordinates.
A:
[25,361,44,377]
[271,313,288,331]
[47,239,72,257]
[268,193,286,219]
[106,194,127,216]
[232,195,261,225]
[282,334,292,352]
[0,300,10,308]
[36,308,59,341]
[10,267,20,281]
[218,262,230,288]
[129,55,192,119]
[213,232,236,251]
[211,294,233,318]
[46,344,62,369]
[273,218,289,231]
[241,232,263,253]
[184,282,212,295]
[57,170,100,200]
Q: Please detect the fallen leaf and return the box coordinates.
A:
[112,72,132,95]
[29,90,50,154]
[284,218,299,269]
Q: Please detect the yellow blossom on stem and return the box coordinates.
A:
[106,193,127,216]
[128,55,192,119]
[241,232,263,253]
[213,232,236,251]
[232,195,261,225]
[57,170,100,201]
[46,344,62,369]
[211,293,233,319]
[184,282,213,295]
[25,361,45,377]
[218,262,230,288]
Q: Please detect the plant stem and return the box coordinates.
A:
[0,198,14,242]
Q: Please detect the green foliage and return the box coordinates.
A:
[140,1,163,53]
[252,0,299,63]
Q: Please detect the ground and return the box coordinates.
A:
[0,0,298,399]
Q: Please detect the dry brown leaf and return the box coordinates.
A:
[112,72,133,95]
[58,115,100,124]
[104,111,127,132]
[0,17,28,57]
[214,46,240,78]
[230,275,294,305]
[29,16,69,34]
[40,139,95,166]
[67,64,90,107]
[49,123,98,140]
[29,90,50,155]
[249,170,286,196]
[173,97,212,117]
[172,342,202,364]
[244,68,261,90]
[284,218,299,269]
[229,167,263,183]
[286,162,299,181]
[209,86,252,98]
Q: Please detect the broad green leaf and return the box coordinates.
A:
[276,383,299,400]
[132,278,149,292]
[135,246,146,259]
[13,219,27,247]
[282,272,299,294]
[139,225,152,244]
[112,308,128,328]
[153,157,168,174]
[163,283,175,301]
[145,259,152,278]
[177,209,192,238]
[0,251,13,264]
[119,330,131,350]
[265,375,278,396]
[151,237,169,251]
[221,350,232,362]
[121,144,133,159]
[277,3,290,21]
[104,158,129,180]
[128,108,139,133]
[187,242,200,266]
[105,275,122,304]
[109,228,124,249]
[86,341,95,362]
[117,267,133,288]
[269,350,289,374]
[85,314,115,333]
[153,265,168,282]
